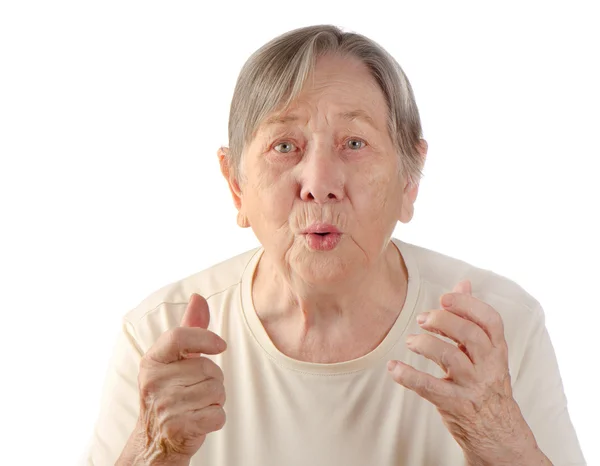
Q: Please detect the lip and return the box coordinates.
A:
[302,223,341,234]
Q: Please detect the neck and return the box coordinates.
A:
[252,241,408,331]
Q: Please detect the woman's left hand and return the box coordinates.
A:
[388,280,550,466]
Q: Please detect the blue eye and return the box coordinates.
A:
[273,138,365,154]
[274,141,296,154]
[347,139,366,150]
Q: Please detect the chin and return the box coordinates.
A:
[289,242,358,286]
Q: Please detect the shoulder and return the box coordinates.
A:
[398,239,545,370]
[399,239,543,321]
[120,246,261,350]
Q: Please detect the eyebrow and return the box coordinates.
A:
[262,109,379,130]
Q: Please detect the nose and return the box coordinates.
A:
[298,148,344,203]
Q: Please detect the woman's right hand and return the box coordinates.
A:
[126,293,228,465]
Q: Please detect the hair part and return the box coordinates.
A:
[223,24,425,187]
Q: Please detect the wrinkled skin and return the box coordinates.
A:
[118,294,227,465]
[389,280,552,465]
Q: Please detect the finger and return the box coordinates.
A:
[148,327,227,364]
[416,309,492,363]
[142,356,225,390]
[440,292,506,347]
[154,380,226,421]
[406,333,475,382]
[191,404,227,435]
[452,279,472,295]
[179,379,227,413]
[181,293,211,329]
[387,361,454,407]
[180,356,225,384]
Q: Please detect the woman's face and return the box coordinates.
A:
[222,54,424,285]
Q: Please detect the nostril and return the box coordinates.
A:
[327,193,336,199]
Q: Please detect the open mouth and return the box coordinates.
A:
[313,232,330,236]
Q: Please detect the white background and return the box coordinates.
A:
[1,1,598,465]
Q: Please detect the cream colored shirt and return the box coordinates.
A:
[85,239,586,465]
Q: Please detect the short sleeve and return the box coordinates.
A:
[83,319,143,465]
[512,304,586,465]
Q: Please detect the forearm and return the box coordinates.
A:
[116,424,191,466]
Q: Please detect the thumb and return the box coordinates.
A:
[452,279,472,295]
[180,293,210,328]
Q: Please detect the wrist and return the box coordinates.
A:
[465,400,550,466]
[466,446,552,466]
[117,422,192,466]
[132,450,191,466]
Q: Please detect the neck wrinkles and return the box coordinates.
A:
[251,240,408,329]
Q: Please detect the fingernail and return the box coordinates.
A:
[442,294,454,307]
[416,312,429,325]
[217,338,227,351]
[387,360,398,371]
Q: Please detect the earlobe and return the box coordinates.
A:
[399,202,414,224]
[399,177,420,224]
[237,212,250,228]
[399,139,427,224]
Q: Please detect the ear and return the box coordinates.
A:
[218,147,250,228]
[399,139,428,224]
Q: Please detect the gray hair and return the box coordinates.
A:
[224,24,425,186]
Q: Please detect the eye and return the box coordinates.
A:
[346,138,366,150]
[273,141,296,154]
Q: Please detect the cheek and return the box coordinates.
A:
[245,170,297,224]
[351,165,402,216]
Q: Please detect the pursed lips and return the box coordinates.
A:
[302,224,342,235]
[302,223,342,236]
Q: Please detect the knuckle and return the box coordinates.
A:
[215,365,225,382]
[489,309,503,328]
[139,356,153,371]
[196,406,226,433]
[154,395,170,416]
[199,356,223,379]
[206,378,223,395]
[139,380,156,401]
[204,380,226,405]
[216,384,227,405]
[215,407,227,430]
[211,407,227,431]
[138,368,158,398]
[424,377,437,393]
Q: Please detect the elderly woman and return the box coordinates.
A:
[86,25,585,466]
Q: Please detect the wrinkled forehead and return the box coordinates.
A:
[258,106,383,133]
